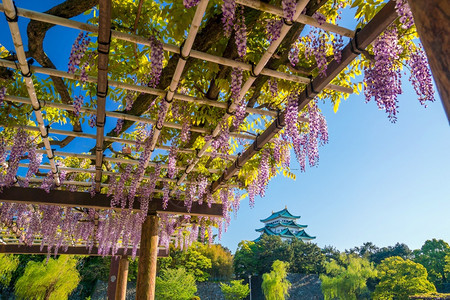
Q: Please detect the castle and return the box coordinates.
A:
[255,207,315,242]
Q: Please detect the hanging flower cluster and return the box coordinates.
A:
[408,45,435,106]
[183,0,200,9]
[234,5,247,58]
[282,0,296,22]
[364,26,403,122]
[207,121,230,153]
[305,30,328,77]
[73,95,84,117]
[395,0,414,30]
[288,42,300,66]
[114,119,124,134]
[148,36,164,88]
[0,129,28,188]
[88,114,96,128]
[23,140,42,188]
[332,34,344,63]
[222,0,236,37]
[283,92,328,171]
[0,86,6,106]
[231,67,245,128]
[268,78,278,97]
[167,145,178,179]
[180,118,191,143]
[68,31,90,82]
[266,19,283,43]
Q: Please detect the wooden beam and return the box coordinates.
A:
[210,0,398,192]
[95,0,112,191]
[0,244,169,257]
[108,256,120,300]
[0,187,223,217]
[136,214,159,300]
[407,0,450,123]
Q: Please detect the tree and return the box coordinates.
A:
[289,239,325,274]
[413,239,450,287]
[0,254,19,286]
[373,256,436,300]
[155,267,197,300]
[161,243,212,282]
[234,236,324,278]
[261,260,291,300]
[196,243,234,281]
[369,243,412,265]
[320,253,377,300]
[220,280,250,300]
[14,256,80,300]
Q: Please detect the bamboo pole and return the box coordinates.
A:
[8,146,221,173]
[0,5,353,94]
[2,0,60,186]
[235,0,354,37]
[14,125,238,160]
[17,163,233,186]
[172,0,311,190]
[94,0,112,191]
[2,93,258,140]
[115,256,129,300]
[136,214,159,300]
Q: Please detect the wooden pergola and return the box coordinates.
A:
[0,0,447,299]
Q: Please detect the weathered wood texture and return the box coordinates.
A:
[116,256,130,300]
[408,0,450,122]
[136,214,159,300]
[108,257,120,300]
[0,186,222,217]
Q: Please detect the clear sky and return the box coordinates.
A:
[1,1,449,254]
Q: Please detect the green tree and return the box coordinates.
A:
[15,256,80,300]
[220,280,250,300]
[289,239,325,274]
[373,256,436,300]
[196,243,234,281]
[261,260,291,300]
[0,254,19,286]
[165,243,212,282]
[320,253,377,300]
[369,243,412,265]
[413,239,450,287]
[155,267,197,300]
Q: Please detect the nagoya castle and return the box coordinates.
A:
[255,207,315,242]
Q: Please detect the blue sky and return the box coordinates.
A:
[1,1,449,253]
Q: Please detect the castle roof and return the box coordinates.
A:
[260,208,301,223]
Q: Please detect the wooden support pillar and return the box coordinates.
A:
[107,256,120,299]
[407,0,450,122]
[115,256,129,300]
[136,214,159,300]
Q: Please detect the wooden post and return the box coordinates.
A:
[136,214,159,300]
[407,0,450,122]
[115,255,129,300]
[107,256,120,299]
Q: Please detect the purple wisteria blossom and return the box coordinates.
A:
[231,67,245,128]
[222,0,236,37]
[148,36,164,88]
[73,95,84,117]
[0,86,6,106]
[234,5,247,58]
[266,19,283,43]
[395,0,414,30]
[408,45,435,106]
[183,0,200,9]
[282,0,296,22]
[68,31,90,77]
[364,26,402,122]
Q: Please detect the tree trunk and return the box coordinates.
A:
[407,0,450,122]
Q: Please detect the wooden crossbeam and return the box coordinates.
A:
[0,244,169,257]
[0,187,223,217]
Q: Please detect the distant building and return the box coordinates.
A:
[255,207,315,242]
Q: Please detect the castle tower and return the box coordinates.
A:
[255,207,315,242]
